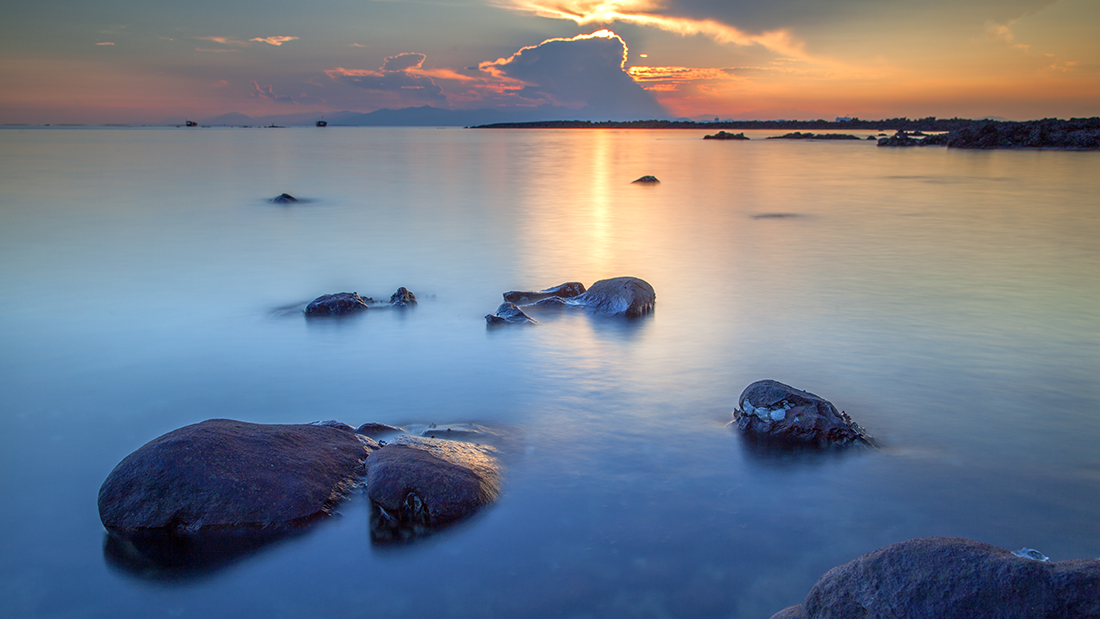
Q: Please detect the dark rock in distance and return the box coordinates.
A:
[305,292,371,316]
[767,132,861,140]
[632,175,660,183]
[486,301,538,325]
[389,287,417,307]
[704,131,749,140]
[98,419,376,534]
[271,193,298,203]
[771,537,1100,619]
[504,282,586,305]
[365,435,501,542]
[734,380,874,448]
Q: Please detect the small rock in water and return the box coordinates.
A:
[389,287,417,307]
[503,282,586,305]
[271,193,298,203]
[632,175,660,183]
[733,379,875,448]
[304,292,370,316]
[486,301,538,325]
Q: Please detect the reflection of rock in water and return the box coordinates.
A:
[103,528,303,582]
[366,436,501,544]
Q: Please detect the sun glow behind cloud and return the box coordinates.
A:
[501,0,812,62]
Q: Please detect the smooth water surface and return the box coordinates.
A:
[1,127,1098,618]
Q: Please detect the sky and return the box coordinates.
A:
[1,0,1097,123]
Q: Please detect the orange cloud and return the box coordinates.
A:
[479,29,627,79]
[95,42,115,46]
[194,36,249,47]
[503,0,812,61]
[249,36,299,46]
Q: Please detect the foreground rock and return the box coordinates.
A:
[771,537,1100,619]
[632,175,660,183]
[98,419,376,534]
[704,131,749,140]
[734,380,874,448]
[305,292,371,316]
[503,282,586,305]
[365,435,501,542]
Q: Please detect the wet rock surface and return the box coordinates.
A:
[486,301,538,325]
[365,435,501,542]
[503,282,586,305]
[574,276,656,317]
[98,419,376,534]
[734,380,874,448]
[771,537,1100,619]
[305,292,371,316]
[389,286,417,307]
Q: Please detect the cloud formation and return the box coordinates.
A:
[250,81,295,104]
[502,0,811,61]
[477,30,666,119]
[325,54,448,107]
[249,36,299,46]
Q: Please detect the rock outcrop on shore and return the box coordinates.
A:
[767,132,862,140]
[733,380,874,448]
[98,419,376,534]
[771,537,1100,619]
[879,119,1100,149]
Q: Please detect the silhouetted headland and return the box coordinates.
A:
[473,117,1100,149]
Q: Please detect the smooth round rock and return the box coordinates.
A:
[734,379,874,448]
[98,419,375,534]
[574,276,656,317]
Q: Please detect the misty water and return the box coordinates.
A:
[1,126,1098,618]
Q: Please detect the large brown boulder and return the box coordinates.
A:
[365,435,501,541]
[98,419,376,534]
[734,380,874,448]
[772,537,1100,619]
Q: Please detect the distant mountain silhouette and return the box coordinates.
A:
[195,105,664,127]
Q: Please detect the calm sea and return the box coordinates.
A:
[1,127,1098,618]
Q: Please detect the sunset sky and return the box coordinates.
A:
[2,0,1097,124]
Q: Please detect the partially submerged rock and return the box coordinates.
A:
[771,537,1100,619]
[493,276,655,321]
[734,380,874,448]
[98,419,376,534]
[574,276,656,317]
[365,435,501,542]
[486,301,538,325]
[503,282,586,305]
[271,193,298,203]
[305,292,371,316]
[632,175,660,183]
[389,286,417,307]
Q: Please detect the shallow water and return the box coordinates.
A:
[1,126,1098,618]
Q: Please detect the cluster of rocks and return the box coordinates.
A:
[767,132,862,141]
[304,287,417,316]
[98,419,500,575]
[879,119,1100,149]
[485,276,656,325]
[703,131,750,140]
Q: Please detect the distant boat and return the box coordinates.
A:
[185,120,197,127]
[316,119,327,127]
